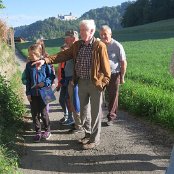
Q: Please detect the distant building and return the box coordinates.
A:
[58,12,77,21]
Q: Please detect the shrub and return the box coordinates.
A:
[0,20,7,42]
[0,16,25,174]
[0,75,25,142]
[0,146,19,174]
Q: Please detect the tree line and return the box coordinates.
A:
[122,0,174,27]
[0,0,5,9]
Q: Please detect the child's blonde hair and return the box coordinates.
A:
[28,43,42,61]
[36,39,47,57]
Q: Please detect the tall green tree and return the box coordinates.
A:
[0,0,5,9]
[122,0,174,27]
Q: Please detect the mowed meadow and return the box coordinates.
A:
[16,18,174,129]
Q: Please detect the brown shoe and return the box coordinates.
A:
[78,137,90,145]
[82,141,100,150]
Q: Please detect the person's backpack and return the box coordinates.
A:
[21,69,27,85]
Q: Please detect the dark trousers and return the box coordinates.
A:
[59,83,73,120]
[106,73,120,121]
[59,86,68,115]
[30,96,50,134]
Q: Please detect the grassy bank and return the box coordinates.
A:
[0,42,26,173]
[118,32,174,129]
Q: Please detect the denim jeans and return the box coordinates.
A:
[68,82,81,129]
[166,145,174,174]
[59,86,68,116]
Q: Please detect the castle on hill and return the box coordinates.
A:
[57,12,77,20]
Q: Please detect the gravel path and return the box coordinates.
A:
[16,50,174,174]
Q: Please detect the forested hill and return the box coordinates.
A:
[14,0,174,41]
[14,2,130,41]
[80,2,129,30]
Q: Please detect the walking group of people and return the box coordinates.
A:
[25,19,127,150]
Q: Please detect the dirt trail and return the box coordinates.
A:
[16,50,174,174]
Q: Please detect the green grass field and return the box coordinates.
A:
[16,18,174,129]
[116,19,174,129]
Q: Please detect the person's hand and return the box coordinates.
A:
[32,59,45,69]
[56,86,60,91]
[96,84,103,91]
[44,52,49,57]
[37,82,44,88]
[70,80,74,86]
[27,95,32,102]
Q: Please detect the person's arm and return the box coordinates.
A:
[120,59,127,84]
[32,47,73,67]
[117,42,127,84]
[100,44,111,87]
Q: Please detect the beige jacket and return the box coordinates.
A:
[45,38,111,91]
